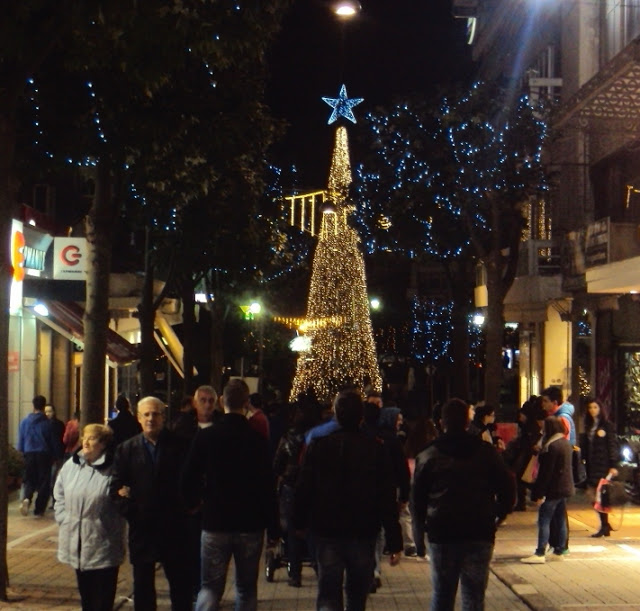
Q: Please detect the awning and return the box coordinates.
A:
[35,300,139,365]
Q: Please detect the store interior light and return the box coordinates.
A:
[33,303,49,317]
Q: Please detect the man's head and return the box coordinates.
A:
[365,390,383,409]
[32,395,46,412]
[441,398,472,433]
[194,385,218,423]
[541,386,563,415]
[334,388,364,432]
[115,394,131,414]
[44,404,56,420]
[223,379,250,414]
[248,393,263,414]
[136,396,166,441]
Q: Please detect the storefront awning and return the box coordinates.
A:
[35,300,139,365]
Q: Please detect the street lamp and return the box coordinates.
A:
[370,297,381,311]
[332,0,361,18]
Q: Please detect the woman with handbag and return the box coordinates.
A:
[581,397,619,537]
[521,416,574,563]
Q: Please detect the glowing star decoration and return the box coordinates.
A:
[322,84,364,125]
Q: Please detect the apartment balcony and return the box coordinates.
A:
[504,240,565,323]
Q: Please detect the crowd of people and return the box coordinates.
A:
[14,382,622,611]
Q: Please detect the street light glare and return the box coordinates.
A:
[249,302,261,315]
[333,1,361,18]
[370,297,381,310]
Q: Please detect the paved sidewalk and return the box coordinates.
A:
[3,493,640,609]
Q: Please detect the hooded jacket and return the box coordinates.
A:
[532,433,575,501]
[54,449,125,571]
[412,431,515,544]
[555,401,576,446]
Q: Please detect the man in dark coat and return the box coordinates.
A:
[108,394,142,447]
[412,397,515,611]
[111,396,191,611]
[181,378,279,610]
[294,388,403,611]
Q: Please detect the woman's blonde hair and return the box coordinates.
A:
[82,423,113,446]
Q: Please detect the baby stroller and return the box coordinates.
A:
[265,528,314,584]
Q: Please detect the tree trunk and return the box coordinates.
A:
[210,300,225,395]
[81,160,116,426]
[0,107,18,601]
[180,275,196,394]
[483,249,507,409]
[138,254,156,397]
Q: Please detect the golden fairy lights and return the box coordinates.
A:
[290,126,382,403]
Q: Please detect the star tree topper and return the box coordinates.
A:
[322,84,364,125]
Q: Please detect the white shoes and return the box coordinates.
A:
[20,499,30,516]
[520,554,545,564]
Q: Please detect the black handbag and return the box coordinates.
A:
[572,446,587,486]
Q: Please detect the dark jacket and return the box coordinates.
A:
[110,430,190,563]
[108,410,142,447]
[378,407,411,503]
[293,429,403,553]
[581,419,618,487]
[532,434,575,501]
[412,432,515,544]
[181,412,279,539]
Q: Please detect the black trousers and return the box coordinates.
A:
[75,566,119,611]
[133,557,192,611]
[22,451,51,515]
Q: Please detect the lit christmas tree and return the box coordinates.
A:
[290,94,382,404]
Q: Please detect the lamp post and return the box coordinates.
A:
[329,0,361,80]
[245,301,264,394]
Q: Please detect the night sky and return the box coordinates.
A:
[266,0,473,188]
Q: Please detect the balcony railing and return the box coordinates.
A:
[517,239,561,277]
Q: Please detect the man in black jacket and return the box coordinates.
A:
[181,378,279,611]
[412,397,514,611]
[111,396,192,611]
[294,388,402,611]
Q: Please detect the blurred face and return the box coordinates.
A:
[194,390,216,423]
[366,396,382,409]
[82,433,106,464]
[588,401,601,420]
[44,406,55,420]
[396,413,403,431]
[541,395,555,414]
[484,411,496,424]
[137,401,166,441]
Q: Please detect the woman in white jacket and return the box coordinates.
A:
[54,424,125,611]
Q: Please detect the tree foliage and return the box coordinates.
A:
[354,82,547,405]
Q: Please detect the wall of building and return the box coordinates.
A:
[543,306,572,397]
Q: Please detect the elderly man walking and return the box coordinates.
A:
[111,396,192,611]
[181,378,279,611]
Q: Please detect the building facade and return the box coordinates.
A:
[472,0,640,428]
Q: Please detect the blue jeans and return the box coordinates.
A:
[536,497,567,555]
[428,541,494,611]
[315,535,376,611]
[196,530,264,611]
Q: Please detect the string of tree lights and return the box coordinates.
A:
[351,82,546,384]
[290,115,382,403]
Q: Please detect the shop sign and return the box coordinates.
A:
[53,237,87,279]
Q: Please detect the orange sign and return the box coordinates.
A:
[11,229,25,282]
